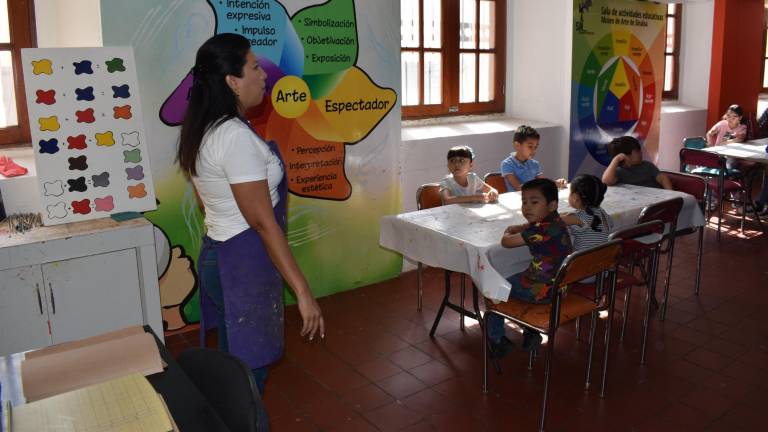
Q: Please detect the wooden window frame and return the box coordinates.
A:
[0,0,36,148]
[401,0,506,119]
[761,15,768,92]
[662,3,681,101]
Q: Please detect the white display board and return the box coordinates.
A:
[21,47,156,225]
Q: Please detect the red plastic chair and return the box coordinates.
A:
[483,240,622,432]
[483,172,508,194]
[679,148,748,239]
[662,171,706,295]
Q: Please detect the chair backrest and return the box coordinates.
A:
[608,220,665,253]
[177,348,268,432]
[682,136,707,150]
[662,170,707,211]
[416,183,443,210]
[483,172,508,194]
[638,197,684,235]
[679,147,724,171]
[553,240,622,288]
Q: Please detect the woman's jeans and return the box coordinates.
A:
[200,236,269,395]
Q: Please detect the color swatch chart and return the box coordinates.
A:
[21,47,156,225]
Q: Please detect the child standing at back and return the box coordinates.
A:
[500,125,566,192]
[486,178,573,358]
[439,145,499,204]
[562,174,613,253]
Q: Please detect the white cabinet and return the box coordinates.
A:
[0,266,50,355]
[0,218,161,356]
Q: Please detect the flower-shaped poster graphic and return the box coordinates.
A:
[160,0,396,200]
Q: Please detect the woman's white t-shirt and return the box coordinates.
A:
[192,117,283,241]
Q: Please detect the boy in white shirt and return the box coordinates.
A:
[439,146,498,204]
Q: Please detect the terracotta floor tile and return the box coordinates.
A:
[685,347,735,371]
[343,383,395,412]
[387,346,433,370]
[376,371,428,400]
[408,359,456,386]
[355,357,403,382]
[363,401,424,431]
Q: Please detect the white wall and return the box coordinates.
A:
[678,0,714,109]
[34,0,102,48]
[506,0,573,177]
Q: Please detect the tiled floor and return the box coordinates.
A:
[166,211,768,431]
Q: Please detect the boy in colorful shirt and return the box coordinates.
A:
[486,178,573,357]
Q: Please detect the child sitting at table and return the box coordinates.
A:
[486,178,573,357]
[439,145,499,204]
[602,136,672,190]
[562,175,614,282]
[500,125,566,191]
[707,104,747,147]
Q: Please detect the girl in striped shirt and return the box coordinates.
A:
[562,174,613,252]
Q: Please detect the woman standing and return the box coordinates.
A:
[177,33,324,394]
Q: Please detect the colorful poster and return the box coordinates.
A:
[101,0,402,328]
[21,47,156,225]
[570,0,666,177]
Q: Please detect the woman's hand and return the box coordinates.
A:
[296,293,325,340]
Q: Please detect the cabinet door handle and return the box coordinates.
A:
[48,282,56,314]
[35,283,43,315]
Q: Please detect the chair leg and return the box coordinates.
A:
[473,284,501,375]
[575,316,581,341]
[528,349,535,371]
[538,330,557,432]
[659,239,676,321]
[460,274,466,331]
[694,227,703,296]
[429,270,452,337]
[482,312,490,394]
[600,272,618,398]
[620,286,632,341]
[717,179,724,241]
[584,310,598,390]
[416,262,423,311]
[640,251,660,365]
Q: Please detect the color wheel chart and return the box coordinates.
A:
[575,30,656,167]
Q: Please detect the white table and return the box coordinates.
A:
[701,138,768,164]
[380,184,705,301]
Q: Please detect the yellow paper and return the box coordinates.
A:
[12,373,172,432]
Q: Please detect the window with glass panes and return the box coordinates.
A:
[0,0,35,147]
[663,3,681,100]
[400,0,505,118]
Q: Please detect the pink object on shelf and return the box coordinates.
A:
[0,155,29,177]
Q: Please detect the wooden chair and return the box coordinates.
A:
[662,170,707,295]
[483,240,622,432]
[483,172,508,194]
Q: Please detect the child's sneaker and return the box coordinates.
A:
[489,336,515,359]
[522,329,543,352]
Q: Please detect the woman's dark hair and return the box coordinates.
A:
[608,135,641,157]
[521,178,558,203]
[446,145,474,161]
[178,33,251,175]
[570,174,609,231]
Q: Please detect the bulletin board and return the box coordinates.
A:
[21,47,156,225]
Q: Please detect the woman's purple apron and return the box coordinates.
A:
[199,120,287,369]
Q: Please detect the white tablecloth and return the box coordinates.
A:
[702,139,768,164]
[380,184,705,301]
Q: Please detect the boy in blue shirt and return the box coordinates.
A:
[500,125,566,191]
